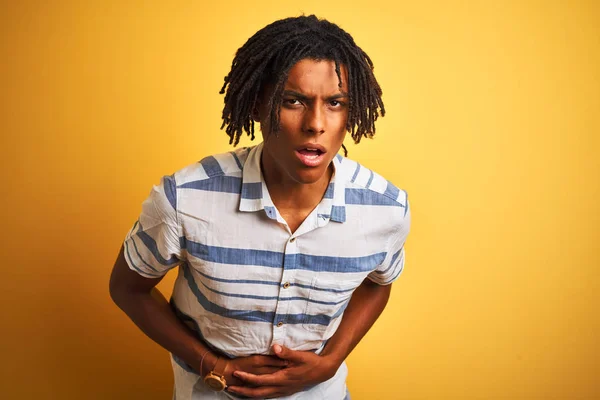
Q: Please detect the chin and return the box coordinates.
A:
[292,168,329,185]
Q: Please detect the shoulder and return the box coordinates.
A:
[338,157,409,211]
[171,147,253,186]
[148,147,252,213]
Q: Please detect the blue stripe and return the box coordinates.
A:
[376,248,402,275]
[351,163,361,183]
[131,235,160,273]
[330,205,346,222]
[200,156,224,178]
[336,154,343,162]
[402,189,409,216]
[186,240,283,268]
[231,151,243,171]
[384,181,400,200]
[345,189,405,207]
[387,258,404,283]
[275,309,342,327]
[178,176,242,194]
[242,182,262,199]
[184,263,276,323]
[170,299,236,358]
[189,268,354,294]
[195,269,281,287]
[292,283,355,293]
[366,170,374,188]
[297,299,350,326]
[200,280,278,301]
[199,279,348,306]
[136,222,180,266]
[124,240,160,277]
[185,239,385,273]
[131,220,139,235]
[324,183,334,199]
[294,252,385,273]
[184,265,349,327]
[163,175,177,210]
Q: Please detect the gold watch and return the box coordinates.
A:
[204,356,227,391]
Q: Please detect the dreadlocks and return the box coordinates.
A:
[219,15,385,156]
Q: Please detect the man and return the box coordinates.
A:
[110,15,410,400]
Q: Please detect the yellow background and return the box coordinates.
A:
[1,1,598,399]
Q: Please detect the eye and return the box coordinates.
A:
[283,99,302,106]
[329,100,346,108]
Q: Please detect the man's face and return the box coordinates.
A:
[258,58,349,186]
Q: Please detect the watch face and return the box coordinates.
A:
[204,374,226,391]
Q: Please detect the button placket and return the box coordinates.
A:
[273,235,297,339]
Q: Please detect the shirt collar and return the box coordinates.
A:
[239,143,346,223]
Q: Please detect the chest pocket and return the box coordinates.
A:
[301,276,358,335]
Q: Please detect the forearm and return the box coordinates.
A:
[110,286,209,372]
[320,279,392,367]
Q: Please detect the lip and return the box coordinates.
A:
[296,143,327,153]
[294,143,327,168]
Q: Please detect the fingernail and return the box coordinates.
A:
[273,344,282,353]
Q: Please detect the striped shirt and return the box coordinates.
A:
[123,142,411,399]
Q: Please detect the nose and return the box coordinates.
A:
[303,106,325,135]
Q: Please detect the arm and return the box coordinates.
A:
[109,245,286,381]
[109,245,211,372]
[228,278,391,398]
[319,278,391,367]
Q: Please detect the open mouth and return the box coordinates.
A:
[297,148,324,158]
[295,147,326,167]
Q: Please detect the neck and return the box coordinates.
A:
[261,159,332,212]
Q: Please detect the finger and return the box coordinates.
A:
[227,385,285,399]
[272,344,306,363]
[233,370,288,386]
[251,355,289,367]
[253,366,286,375]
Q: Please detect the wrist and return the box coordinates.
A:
[199,351,218,377]
[320,344,346,369]
[318,352,343,381]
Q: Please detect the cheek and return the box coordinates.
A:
[278,110,303,131]
[329,113,348,135]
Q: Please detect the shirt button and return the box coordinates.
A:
[277,322,283,327]
[283,282,290,289]
[289,237,296,243]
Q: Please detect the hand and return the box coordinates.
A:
[226,344,340,399]
[202,352,288,388]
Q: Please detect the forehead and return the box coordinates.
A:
[284,58,349,93]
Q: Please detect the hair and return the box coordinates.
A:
[219,15,385,156]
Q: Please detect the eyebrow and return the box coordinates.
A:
[282,90,349,101]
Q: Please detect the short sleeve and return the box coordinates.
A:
[123,175,183,278]
[367,200,411,285]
